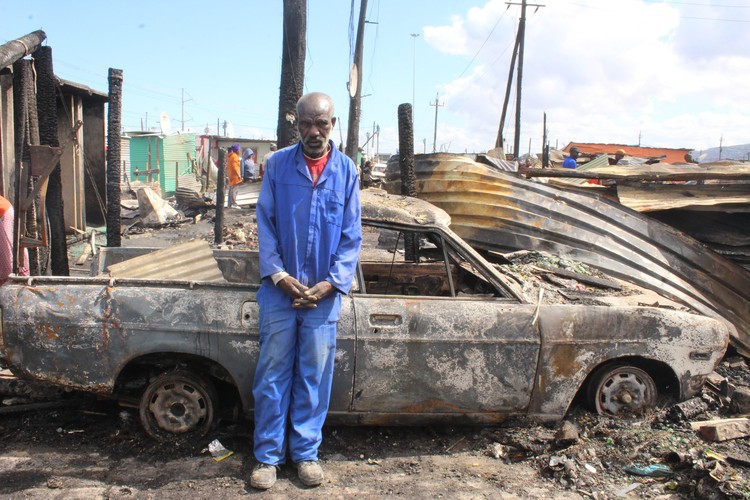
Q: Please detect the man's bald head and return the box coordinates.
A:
[297,92,335,118]
[297,92,337,158]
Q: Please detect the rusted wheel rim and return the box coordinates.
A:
[593,365,656,415]
[139,371,215,439]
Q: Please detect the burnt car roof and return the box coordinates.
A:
[360,188,451,228]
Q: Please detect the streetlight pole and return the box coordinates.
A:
[410,33,419,116]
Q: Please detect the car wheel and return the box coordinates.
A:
[139,370,217,440]
[588,364,657,416]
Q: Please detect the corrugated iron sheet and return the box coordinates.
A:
[385,153,750,357]
[105,240,225,282]
[162,133,196,196]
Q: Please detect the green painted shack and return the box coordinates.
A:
[128,132,196,196]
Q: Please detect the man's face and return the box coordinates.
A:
[298,109,336,157]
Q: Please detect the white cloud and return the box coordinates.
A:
[422,0,750,154]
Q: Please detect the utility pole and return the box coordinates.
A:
[501,0,544,159]
[719,135,724,160]
[346,0,369,165]
[181,88,192,131]
[375,123,380,159]
[430,93,443,153]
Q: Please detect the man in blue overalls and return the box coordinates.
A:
[251,92,362,490]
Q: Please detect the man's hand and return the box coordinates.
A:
[290,281,335,309]
[276,276,308,300]
[303,281,334,303]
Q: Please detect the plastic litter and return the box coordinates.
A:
[623,463,673,477]
[205,439,234,462]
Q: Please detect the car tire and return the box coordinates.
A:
[139,370,217,441]
[587,364,657,416]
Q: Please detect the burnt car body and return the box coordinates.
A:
[0,190,731,439]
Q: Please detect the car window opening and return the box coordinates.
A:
[357,226,504,298]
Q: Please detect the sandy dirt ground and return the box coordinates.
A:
[1,371,749,500]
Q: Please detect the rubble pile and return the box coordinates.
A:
[486,357,750,498]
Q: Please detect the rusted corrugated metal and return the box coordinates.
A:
[384,153,750,357]
[104,239,225,282]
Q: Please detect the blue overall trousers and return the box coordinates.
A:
[252,281,341,465]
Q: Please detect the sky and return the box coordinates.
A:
[2,0,750,159]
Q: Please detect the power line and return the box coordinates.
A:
[456,7,512,80]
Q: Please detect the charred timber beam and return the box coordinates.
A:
[522,167,750,182]
[106,68,123,248]
[11,59,30,275]
[0,30,46,71]
[33,46,69,275]
[397,103,418,262]
[276,0,306,149]
[214,148,226,245]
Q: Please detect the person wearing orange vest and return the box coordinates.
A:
[227,143,243,208]
[0,195,29,284]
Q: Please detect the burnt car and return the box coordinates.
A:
[0,189,731,439]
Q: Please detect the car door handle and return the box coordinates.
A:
[369,314,402,326]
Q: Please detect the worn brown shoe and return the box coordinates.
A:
[250,463,277,490]
[297,460,324,487]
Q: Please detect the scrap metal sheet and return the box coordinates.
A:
[385,153,750,357]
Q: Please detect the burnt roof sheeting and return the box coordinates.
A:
[105,239,225,282]
[361,188,451,228]
[57,77,108,103]
[385,153,750,357]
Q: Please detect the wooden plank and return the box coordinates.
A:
[690,417,750,441]
[75,243,92,266]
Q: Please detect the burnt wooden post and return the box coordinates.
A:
[214,148,226,245]
[13,59,42,274]
[276,0,306,149]
[11,60,30,275]
[397,103,418,262]
[106,68,123,247]
[204,140,212,191]
[34,46,69,275]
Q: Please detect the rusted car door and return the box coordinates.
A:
[350,295,540,415]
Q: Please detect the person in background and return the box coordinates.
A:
[227,143,242,208]
[242,148,257,181]
[684,153,698,164]
[614,149,627,164]
[562,147,579,169]
[250,92,362,491]
[361,160,374,188]
[259,143,277,179]
[0,195,29,284]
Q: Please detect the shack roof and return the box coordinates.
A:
[57,77,108,104]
